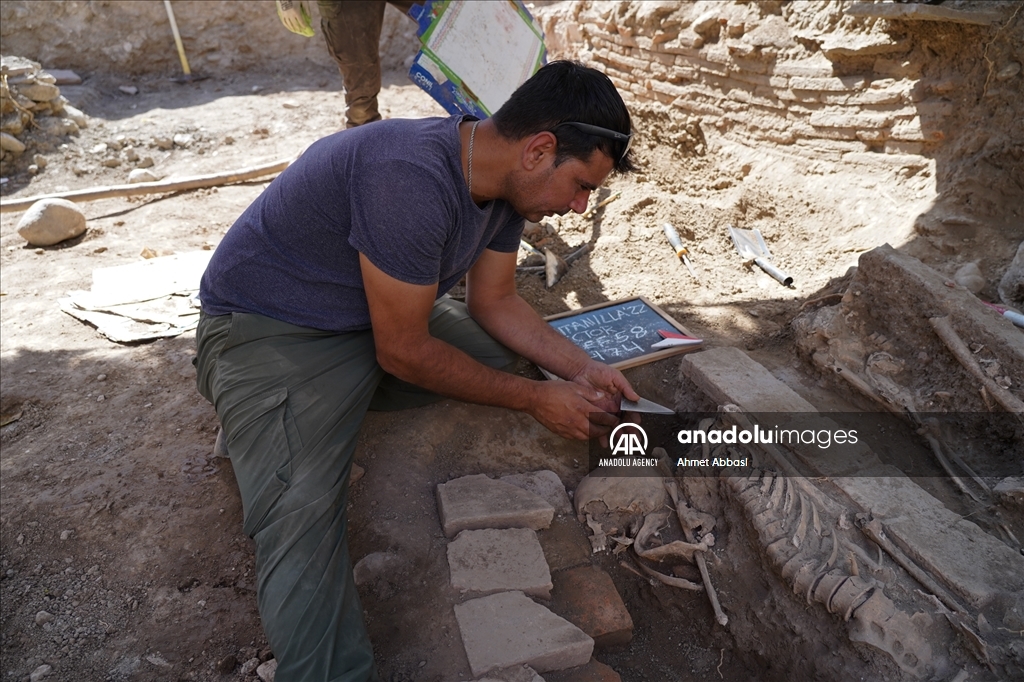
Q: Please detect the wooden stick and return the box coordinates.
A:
[0,157,294,213]
[516,243,591,274]
[164,0,191,76]
[928,316,1024,417]
[581,190,621,219]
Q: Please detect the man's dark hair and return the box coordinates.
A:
[491,60,636,174]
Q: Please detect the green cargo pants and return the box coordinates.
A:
[194,298,517,681]
[317,0,416,128]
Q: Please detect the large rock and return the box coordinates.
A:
[16,198,87,246]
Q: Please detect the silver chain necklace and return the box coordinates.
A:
[468,120,479,194]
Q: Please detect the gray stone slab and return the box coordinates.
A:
[837,466,1024,608]
[679,347,878,476]
[680,346,816,413]
[455,591,593,677]
[501,470,573,515]
[437,474,554,538]
[448,528,552,598]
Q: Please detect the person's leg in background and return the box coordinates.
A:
[318,1,416,128]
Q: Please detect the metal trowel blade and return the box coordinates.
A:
[620,397,675,414]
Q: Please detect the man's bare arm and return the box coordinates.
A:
[359,253,613,440]
[465,248,638,408]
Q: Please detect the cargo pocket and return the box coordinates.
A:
[227,387,304,537]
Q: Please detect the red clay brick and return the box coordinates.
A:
[550,566,633,649]
[544,658,622,682]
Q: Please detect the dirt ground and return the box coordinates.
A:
[1,41,1022,682]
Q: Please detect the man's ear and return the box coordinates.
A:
[521,131,557,171]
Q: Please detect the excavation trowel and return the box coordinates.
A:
[620,396,675,414]
[728,225,794,287]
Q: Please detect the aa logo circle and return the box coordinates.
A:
[609,423,648,456]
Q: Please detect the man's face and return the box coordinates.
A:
[507,149,615,223]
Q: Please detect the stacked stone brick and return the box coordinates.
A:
[1,56,85,174]
[437,472,632,681]
[537,0,1019,174]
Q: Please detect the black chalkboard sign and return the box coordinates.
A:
[542,297,702,375]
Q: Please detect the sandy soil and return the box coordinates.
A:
[0,58,1020,682]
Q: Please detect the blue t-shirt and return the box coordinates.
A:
[199,115,524,332]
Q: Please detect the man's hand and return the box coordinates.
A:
[276,0,315,37]
[569,359,640,414]
[565,360,640,442]
[528,380,610,441]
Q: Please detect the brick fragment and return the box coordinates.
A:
[790,75,867,92]
[544,658,622,682]
[536,516,592,573]
[550,566,634,649]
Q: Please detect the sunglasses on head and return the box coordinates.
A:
[556,121,633,164]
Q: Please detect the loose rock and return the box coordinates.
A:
[257,658,278,682]
[128,168,159,184]
[239,657,260,675]
[35,117,79,137]
[953,262,985,293]
[34,611,54,626]
[61,104,88,128]
[29,664,52,682]
[1,132,26,154]
[353,551,403,586]
[20,82,60,102]
[16,198,87,247]
[216,654,237,674]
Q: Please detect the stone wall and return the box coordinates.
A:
[537,0,1023,228]
[0,0,419,77]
